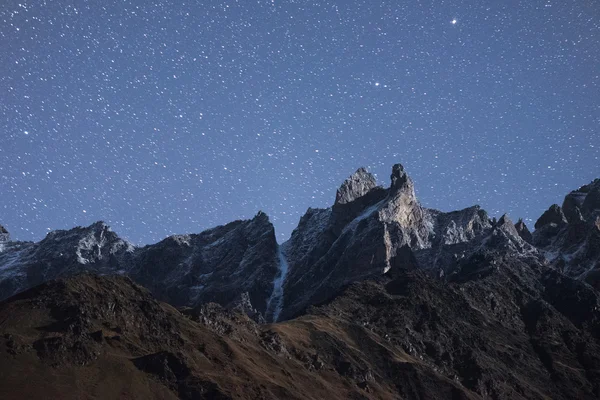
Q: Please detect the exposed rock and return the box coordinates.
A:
[533,179,600,287]
[534,204,567,229]
[0,274,483,400]
[335,167,378,205]
[0,221,134,301]
[0,163,599,399]
[582,183,600,217]
[0,225,9,242]
[280,165,497,320]
[130,211,279,314]
[231,292,266,324]
[515,218,533,243]
[0,213,280,318]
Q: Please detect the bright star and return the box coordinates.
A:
[374,82,380,87]
[451,19,457,25]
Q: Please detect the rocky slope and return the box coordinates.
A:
[1,258,599,399]
[0,163,598,324]
[0,213,280,318]
[278,165,533,320]
[0,221,134,301]
[0,274,479,400]
[533,179,600,288]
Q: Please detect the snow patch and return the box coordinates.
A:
[266,245,289,322]
[342,200,386,235]
[76,231,106,264]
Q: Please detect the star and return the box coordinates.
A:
[451,19,457,25]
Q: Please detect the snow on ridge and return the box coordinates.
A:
[266,245,290,322]
[341,199,386,235]
[76,230,108,264]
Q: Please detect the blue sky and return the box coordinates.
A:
[1,0,598,244]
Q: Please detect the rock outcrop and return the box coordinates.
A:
[533,179,600,288]
[129,211,279,315]
[279,164,515,320]
[0,225,9,242]
[0,221,134,301]
[0,214,279,320]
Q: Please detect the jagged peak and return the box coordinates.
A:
[0,224,9,242]
[534,204,567,230]
[493,214,520,239]
[253,210,270,222]
[389,163,415,195]
[514,218,533,243]
[335,167,378,205]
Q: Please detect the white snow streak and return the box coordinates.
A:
[266,245,289,322]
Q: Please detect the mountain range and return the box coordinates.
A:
[0,163,599,399]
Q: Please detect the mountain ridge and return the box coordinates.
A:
[0,162,599,399]
[1,163,598,322]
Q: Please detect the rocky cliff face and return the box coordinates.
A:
[278,164,525,320]
[0,214,279,318]
[0,221,134,301]
[533,179,600,288]
[129,211,279,314]
[0,225,9,243]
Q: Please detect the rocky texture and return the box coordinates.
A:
[311,258,600,400]
[515,218,533,243]
[0,225,9,242]
[129,211,279,315]
[335,167,378,205]
[279,164,505,320]
[1,257,599,399]
[534,204,567,230]
[0,213,279,320]
[0,221,134,301]
[533,179,600,288]
[0,274,481,400]
[0,163,599,398]
[0,164,598,326]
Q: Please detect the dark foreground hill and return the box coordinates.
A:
[0,261,599,399]
[0,274,475,400]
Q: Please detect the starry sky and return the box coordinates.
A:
[1,0,599,245]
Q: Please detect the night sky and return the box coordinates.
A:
[1,1,599,245]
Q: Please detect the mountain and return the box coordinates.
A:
[129,211,279,316]
[279,164,532,320]
[0,221,134,301]
[532,179,600,288]
[0,163,599,399]
[0,214,280,320]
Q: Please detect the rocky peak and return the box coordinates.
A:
[231,292,266,324]
[379,164,429,246]
[0,224,9,242]
[482,214,526,253]
[535,204,567,229]
[582,180,600,218]
[389,163,412,194]
[334,167,378,205]
[561,180,600,223]
[514,218,533,243]
[533,180,600,286]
